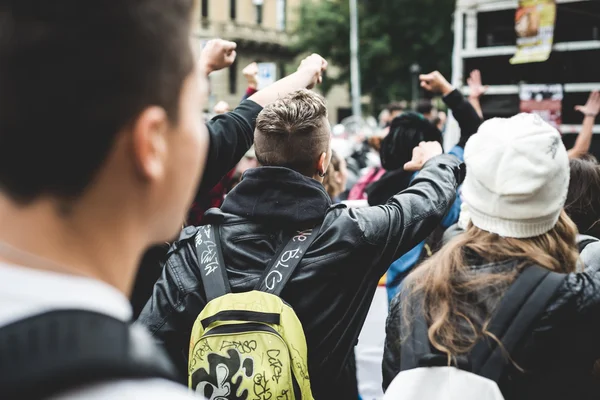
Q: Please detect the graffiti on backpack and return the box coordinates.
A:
[200,240,219,276]
[193,349,254,400]
[277,390,290,400]
[191,338,213,365]
[266,349,283,384]
[290,345,310,380]
[253,373,272,400]
[220,339,258,354]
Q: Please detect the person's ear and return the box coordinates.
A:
[131,106,169,182]
[317,151,331,177]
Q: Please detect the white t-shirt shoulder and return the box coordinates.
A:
[51,378,195,400]
[0,263,200,399]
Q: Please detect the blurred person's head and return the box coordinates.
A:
[566,155,600,238]
[323,151,348,200]
[388,101,407,120]
[434,110,447,132]
[378,109,391,128]
[0,0,205,293]
[213,101,231,115]
[380,112,442,171]
[403,113,577,360]
[416,99,436,120]
[254,89,331,182]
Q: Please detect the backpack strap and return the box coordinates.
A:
[470,265,566,382]
[0,309,177,400]
[400,289,432,371]
[195,224,231,302]
[255,226,321,296]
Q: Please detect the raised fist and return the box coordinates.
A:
[200,39,237,75]
[404,141,443,172]
[419,71,453,96]
[297,54,328,89]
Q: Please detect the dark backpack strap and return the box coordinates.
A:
[255,226,321,296]
[0,310,177,400]
[471,265,566,382]
[400,289,431,371]
[195,224,231,302]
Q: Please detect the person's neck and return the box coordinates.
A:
[0,195,144,296]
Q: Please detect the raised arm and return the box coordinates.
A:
[568,91,600,160]
[350,142,465,276]
[467,70,488,120]
[196,44,327,195]
[241,62,259,101]
[248,54,327,107]
[420,71,483,149]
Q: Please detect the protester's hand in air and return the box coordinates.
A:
[297,54,328,89]
[575,91,600,118]
[243,62,259,89]
[420,71,453,96]
[200,39,237,75]
[467,70,488,100]
[403,141,443,172]
[213,101,230,115]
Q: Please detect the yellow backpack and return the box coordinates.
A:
[188,224,318,400]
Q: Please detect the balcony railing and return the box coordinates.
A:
[195,19,294,48]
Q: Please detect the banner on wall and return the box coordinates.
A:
[510,0,557,65]
[520,84,563,131]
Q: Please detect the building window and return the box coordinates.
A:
[230,0,236,21]
[229,59,237,95]
[253,0,264,25]
[278,63,286,81]
[277,0,287,31]
[201,0,209,18]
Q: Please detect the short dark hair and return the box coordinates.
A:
[416,99,434,116]
[254,90,330,176]
[0,0,195,203]
[565,156,600,238]
[388,101,407,113]
[380,112,442,171]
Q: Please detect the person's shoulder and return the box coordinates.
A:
[51,378,199,400]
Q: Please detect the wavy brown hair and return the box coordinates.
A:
[402,211,579,362]
[323,150,344,200]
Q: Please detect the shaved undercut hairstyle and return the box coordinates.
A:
[254,89,330,177]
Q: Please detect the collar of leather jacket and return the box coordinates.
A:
[218,166,332,227]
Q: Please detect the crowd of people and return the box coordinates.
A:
[1,2,600,400]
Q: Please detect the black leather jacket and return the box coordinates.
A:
[138,154,464,399]
[383,260,600,400]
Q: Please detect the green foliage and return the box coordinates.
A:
[293,0,456,110]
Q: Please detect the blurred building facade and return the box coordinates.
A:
[453,0,600,154]
[192,0,351,123]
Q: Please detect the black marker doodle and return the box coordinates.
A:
[266,349,283,384]
[192,349,254,400]
[290,345,310,381]
[191,338,213,366]
[220,339,258,354]
[277,389,290,400]
[253,373,272,400]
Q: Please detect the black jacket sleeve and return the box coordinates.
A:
[196,99,263,197]
[349,154,465,278]
[443,89,482,149]
[382,294,403,391]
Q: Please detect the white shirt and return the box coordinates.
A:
[0,262,196,399]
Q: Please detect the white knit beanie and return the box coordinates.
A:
[462,113,570,239]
